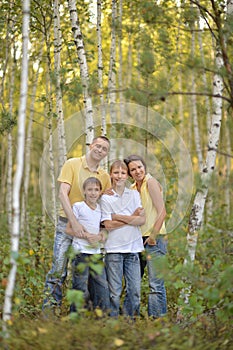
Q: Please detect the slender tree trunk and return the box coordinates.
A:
[7,41,16,230]
[190,25,203,171]
[97,0,107,136]
[54,0,67,169]
[197,17,211,133]
[45,30,57,226]
[108,0,117,160]
[68,0,94,145]
[3,0,30,323]
[178,47,224,312]
[21,43,43,239]
[108,0,117,111]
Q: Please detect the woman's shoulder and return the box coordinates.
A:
[147,174,163,192]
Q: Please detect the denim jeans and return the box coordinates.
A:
[105,253,141,317]
[70,253,110,312]
[43,217,72,308]
[140,235,167,318]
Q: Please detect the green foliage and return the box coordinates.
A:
[0,111,17,134]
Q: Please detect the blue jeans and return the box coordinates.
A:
[43,217,72,308]
[70,253,110,312]
[105,253,141,317]
[140,235,167,318]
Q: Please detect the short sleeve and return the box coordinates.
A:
[72,202,81,220]
[100,196,113,222]
[57,159,74,185]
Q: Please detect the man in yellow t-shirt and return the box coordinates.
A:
[43,136,111,310]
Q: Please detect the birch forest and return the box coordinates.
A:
[0,0,232,348]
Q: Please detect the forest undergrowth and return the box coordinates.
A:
[0,205,232,350]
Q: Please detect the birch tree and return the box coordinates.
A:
[68,0,94,145]
[21,44,43,239]
[107,0,117,111]
[97,0,107,136]
[190,6,203,172]
[54,0,67,169]
[179,0,233,308]
[3,0,30,322]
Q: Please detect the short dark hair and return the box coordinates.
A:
[92,135,110,146]
[83,177,102,191]
[124,155,147,174]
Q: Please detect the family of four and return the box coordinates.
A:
[43,136,167,318]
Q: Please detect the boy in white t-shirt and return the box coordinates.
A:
[66,177,109,313]
[100,160,145,317]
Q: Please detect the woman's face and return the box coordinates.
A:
[128,160,146,182]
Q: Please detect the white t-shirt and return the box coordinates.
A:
[100,188,144,253]
[72,201,101,254]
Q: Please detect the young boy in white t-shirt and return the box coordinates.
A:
[66,177,109,313]
[100,160,145,317]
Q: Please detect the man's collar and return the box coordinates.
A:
[82,156,100,173]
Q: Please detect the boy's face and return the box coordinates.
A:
[89,138,110,161]
[84,182,101,204]
[110,166,128,187]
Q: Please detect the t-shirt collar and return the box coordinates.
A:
[82,156,100,174]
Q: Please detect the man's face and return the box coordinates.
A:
[89,138,110,161]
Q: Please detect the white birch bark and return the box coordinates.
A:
[21,44,43,239]
[177,48,224,315]
[7,42,16,231]
[97,0,107,136]
[3,0,30,322]
[187,48,223,251]
[45,30,57,227]
[68,0,94,145]
[108,0,117,161]
[54,0,67,169]
[108,0,117,111]
[197,17,211,132]
[190,25,203,171]
[118,0,125,129]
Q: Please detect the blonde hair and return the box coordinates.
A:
[110,160,128,174]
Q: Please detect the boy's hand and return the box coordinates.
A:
[133,207,145,217]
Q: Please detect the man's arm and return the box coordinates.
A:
[59,182,85,238]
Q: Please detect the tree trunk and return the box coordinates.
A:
[68,0,94,145]
[3,0,30,323]
[54,0,67,169]
[108,0,117,111]
[190,21,203,171]
[45,30,57,227]
[21,43,43,239]
[97,0,107,136]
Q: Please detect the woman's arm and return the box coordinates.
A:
[147,177,166,237]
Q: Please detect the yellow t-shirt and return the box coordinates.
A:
[131,173,166,237]
[58,156,111,217]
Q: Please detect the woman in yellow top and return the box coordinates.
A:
[124,155,167,318]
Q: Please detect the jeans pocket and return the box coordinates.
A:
[157,237,167,255]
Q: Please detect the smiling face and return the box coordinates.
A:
[89,137,110,162]
[128,160,146,183]
[83,181,101,206]
[110,165,128,189]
